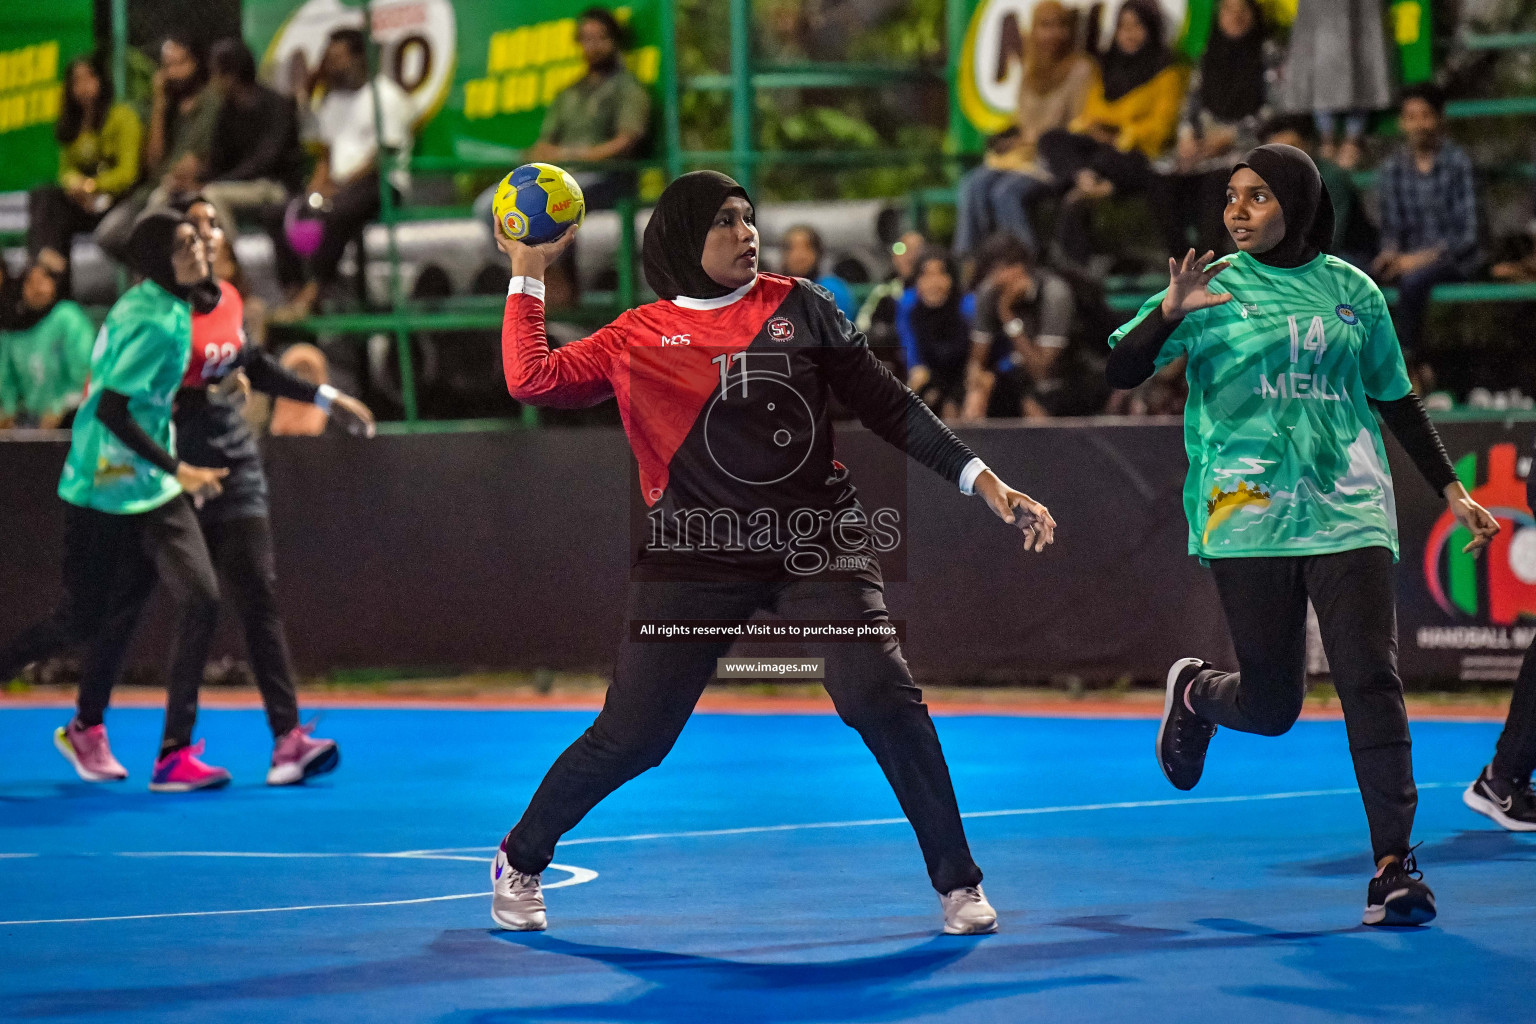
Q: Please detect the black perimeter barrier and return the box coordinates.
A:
[2,417,1533,687]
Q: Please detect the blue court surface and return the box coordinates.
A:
[1,705,1533,1023]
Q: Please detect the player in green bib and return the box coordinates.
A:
[1108,144,1500,926]
[0,210,233,791]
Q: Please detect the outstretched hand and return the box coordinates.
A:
[329,392,376,438]
[496,225,581,280]
[1160,249,1234,320]
[974,470,1056,553]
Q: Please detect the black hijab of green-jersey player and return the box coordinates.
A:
[1232,143,1336,269]
[643,170,752,301]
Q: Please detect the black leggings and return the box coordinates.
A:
[84,513,302,740]
[504,578,983,894]
[1188,547,1417,863]
[1036,129,1156,264]
[1493,637,1536,785]
[0,498,219,755]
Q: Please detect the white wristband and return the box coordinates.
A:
[508,276,547,303]
[315,384,338,412]
[958,457,988,496]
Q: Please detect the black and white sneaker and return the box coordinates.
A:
[1463,764,1536,832]
[1156,658,1216,791]
[1363,851,1436,927]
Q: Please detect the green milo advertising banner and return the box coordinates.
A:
[0,0,94,193]
[950,0,1433,153]
[242,0,662,168]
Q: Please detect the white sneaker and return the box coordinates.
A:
[940,884,998,934]
[491,845,546,931]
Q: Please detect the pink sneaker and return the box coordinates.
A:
[53,721,129,782]
[149,740,231,792]
[267,721,340,786]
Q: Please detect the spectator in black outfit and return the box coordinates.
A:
[901,248,973,420]
[202,39,306,243]
[1154,0,1272,258]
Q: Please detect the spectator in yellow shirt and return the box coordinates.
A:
[27,56,142,295]
[1037,0,1187,266]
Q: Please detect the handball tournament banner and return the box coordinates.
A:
[950,0,1433,153]
[242,0,663,168]
[0,0,93,193]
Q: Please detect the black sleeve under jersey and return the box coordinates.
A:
[1373,392,1458,495]
[804,282,978,485]
[243,347,321,403]
[96,390,179,475]
[1105,304,1181,389]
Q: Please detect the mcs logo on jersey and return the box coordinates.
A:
[1423,442,1536,625]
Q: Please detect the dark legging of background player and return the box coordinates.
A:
[81,513,301,739]
[503,578,984,895]
[1488,474,1536,784]
[0,498,220,755]
[1185,546,1417,863]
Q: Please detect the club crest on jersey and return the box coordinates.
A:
[766,317,795,342]
[1335,303,1359,326]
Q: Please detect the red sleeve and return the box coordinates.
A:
[501,292,622,408]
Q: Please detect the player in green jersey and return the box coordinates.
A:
[1108,144,1501,926]
[0,210,234,791]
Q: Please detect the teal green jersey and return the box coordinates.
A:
[0,302,96,420]
[1109,250,1413,561]
[58,281,192,515]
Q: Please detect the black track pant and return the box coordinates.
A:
[86,514,302,739]
[0,498,219,755]
[1492,641,1536,785]
[503,578,983,894]
[1188,547,1417,863]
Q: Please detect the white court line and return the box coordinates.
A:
[0,863,597,927]
[404,782,1461,853]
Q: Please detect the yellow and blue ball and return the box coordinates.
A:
[492,163,585,245]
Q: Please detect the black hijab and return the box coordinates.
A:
[643,171,751,301]
[907,248,970,370]
[1233,143,1335,268]
[10,263,63,332]
[1199,0,1265,123]
[126,208,221,312]
[1100,0,1171,103]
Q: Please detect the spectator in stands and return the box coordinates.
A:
[27,56,141,293]
[0,263,94,430]
[269,29,413,323]
[962,233,1106,419]
[1259,116,1378,267]
[201,38,306,243]
[954,1,1094,258]
[856,229,925,363]
[780,225,858,321]
[1154,0,1271,258]
[95,36,221,260]
[1372,84,1480,362]
[1279,0,1393,171]
[899,247,974,420]
[1037,0,1187,268]
[528,8,651,210]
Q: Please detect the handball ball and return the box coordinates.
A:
[493,163,585,245]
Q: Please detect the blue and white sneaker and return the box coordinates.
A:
[491,839,546,931]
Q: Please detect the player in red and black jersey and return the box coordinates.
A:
[489,171,1057,935]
